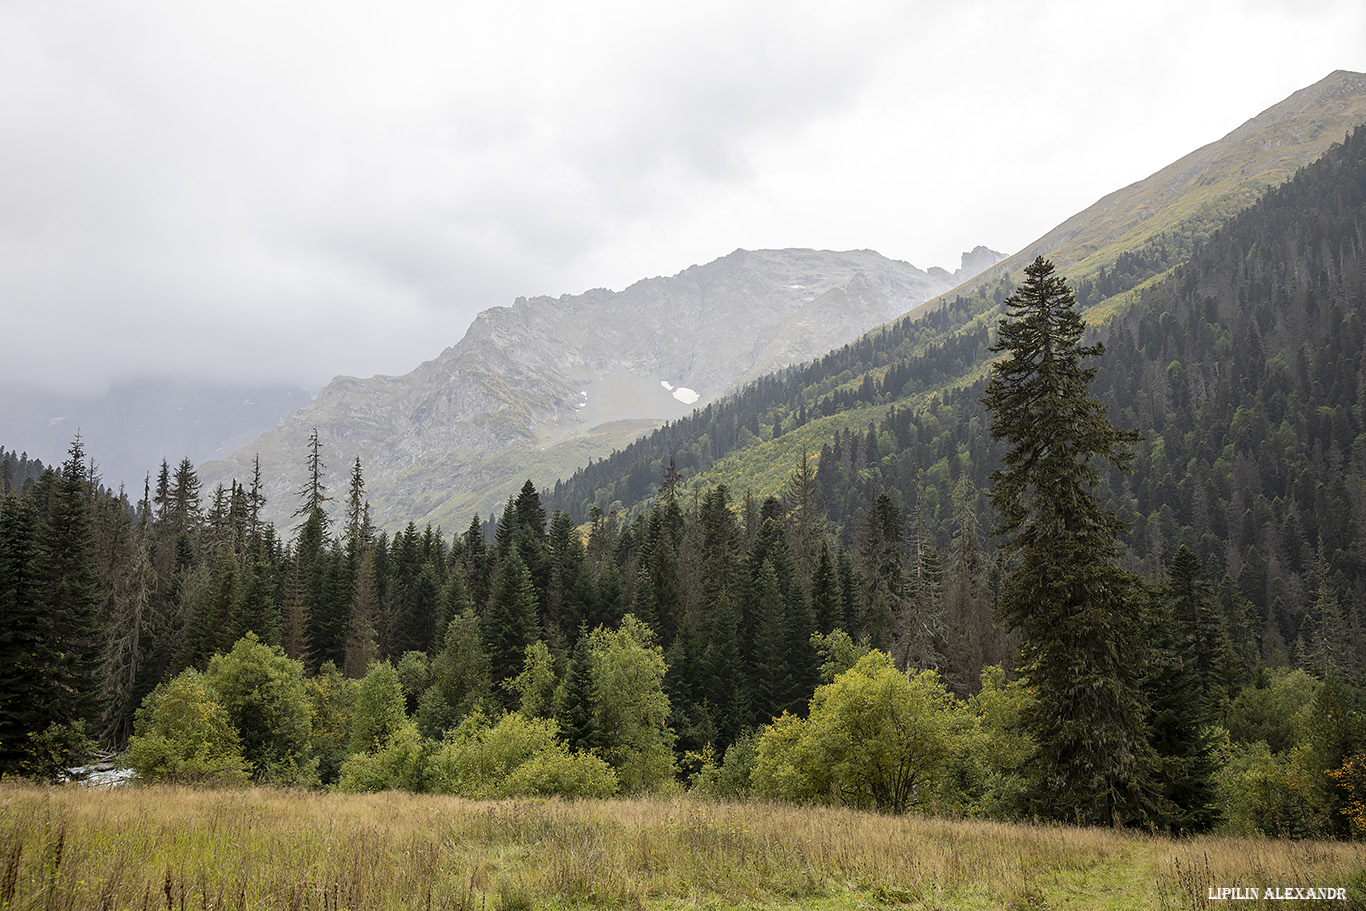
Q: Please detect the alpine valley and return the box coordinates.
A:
[198,247,1004,532]
[5,71,1366,907]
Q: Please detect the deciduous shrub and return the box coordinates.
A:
[126,670,249,786]
[753,651,966,813]
[204,633,316,785]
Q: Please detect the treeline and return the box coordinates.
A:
[0,447,47,495]
[2,421,1362,835]
[0,429,1009,767]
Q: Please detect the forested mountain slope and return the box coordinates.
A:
[549,120,1366,677]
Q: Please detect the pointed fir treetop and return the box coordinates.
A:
[982,256,1138,550]
[293,428,331,534]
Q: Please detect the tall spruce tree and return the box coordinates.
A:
[294,428,330,534]
[556,625,597,753]
[809,540,843,636]
[981,257,1156,826]
[483,549,540,707]
[0,495,48,773]
[38,437,105,733]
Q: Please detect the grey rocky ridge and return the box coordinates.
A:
[199,247,1004,532]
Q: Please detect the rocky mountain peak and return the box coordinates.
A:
[199,247,967,531]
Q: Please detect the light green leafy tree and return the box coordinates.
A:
[1214,739,1320,837]
[350,661,408,754]
[417,609,492,738]
[395,651,431,715]
[501,743,618,798]
[510,640,558,719]
[961,665,1036,818]
[811,628,869,683]
[125,669,249,787]
[338,721,431,794]
[1224,667,1320,754]
[306,662,355,785]
[589,614,675,792]
[753,651,965,813]
[204,633,315,785]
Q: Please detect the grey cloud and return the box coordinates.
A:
[2,0,1363,400]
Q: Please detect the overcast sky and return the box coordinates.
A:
[3,0,1364,396]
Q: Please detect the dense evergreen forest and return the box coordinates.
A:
[3,128,1366,838]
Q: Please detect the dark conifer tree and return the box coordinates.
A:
[585,505,617,574]
[483,549,540,707]
[856,494,903,651]
[512,482,552,609]
[178,550,236,669]
[665,618,713,764]
[898,478,944,673]
[836,546,860,637]
[942,479,1001,694]
[1147,551,1220,832]
[96,488,157,744]
[294,428,330,534]
[646,532,682,647]
[436,564,475,646]
[784,446,825,591]
[701,584,748,748]
[284,509,325,663]
[314,540,352,667]
[556,626,596,752]
[169,457,202,536]
[389,523,438,657]
[513,479,548,540]
[630,562,660,633]
[461,514,490,609]
[494,496,518,559]
[344,550,382,678]
[781,566,819,715]
[982,257,1156,826]
[0,494,49,773]
[546,509,584,638]
[809,540,844,635]
[246,454,267,544]
[1168,545,1237,705]
[230,551,280,648]
[344,456,373,559]
[1299,544,1352,679]
[37,438,105,733]
[152,460,171,524]
[593,559,625,630]
[748,559,789,726]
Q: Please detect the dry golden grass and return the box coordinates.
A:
[0,781,1362,910]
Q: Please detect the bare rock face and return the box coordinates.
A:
[200,248,960,531]
[955,246,1007,282]
[926,246,1007,286]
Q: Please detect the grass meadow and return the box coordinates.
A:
[0,781,1363,910]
